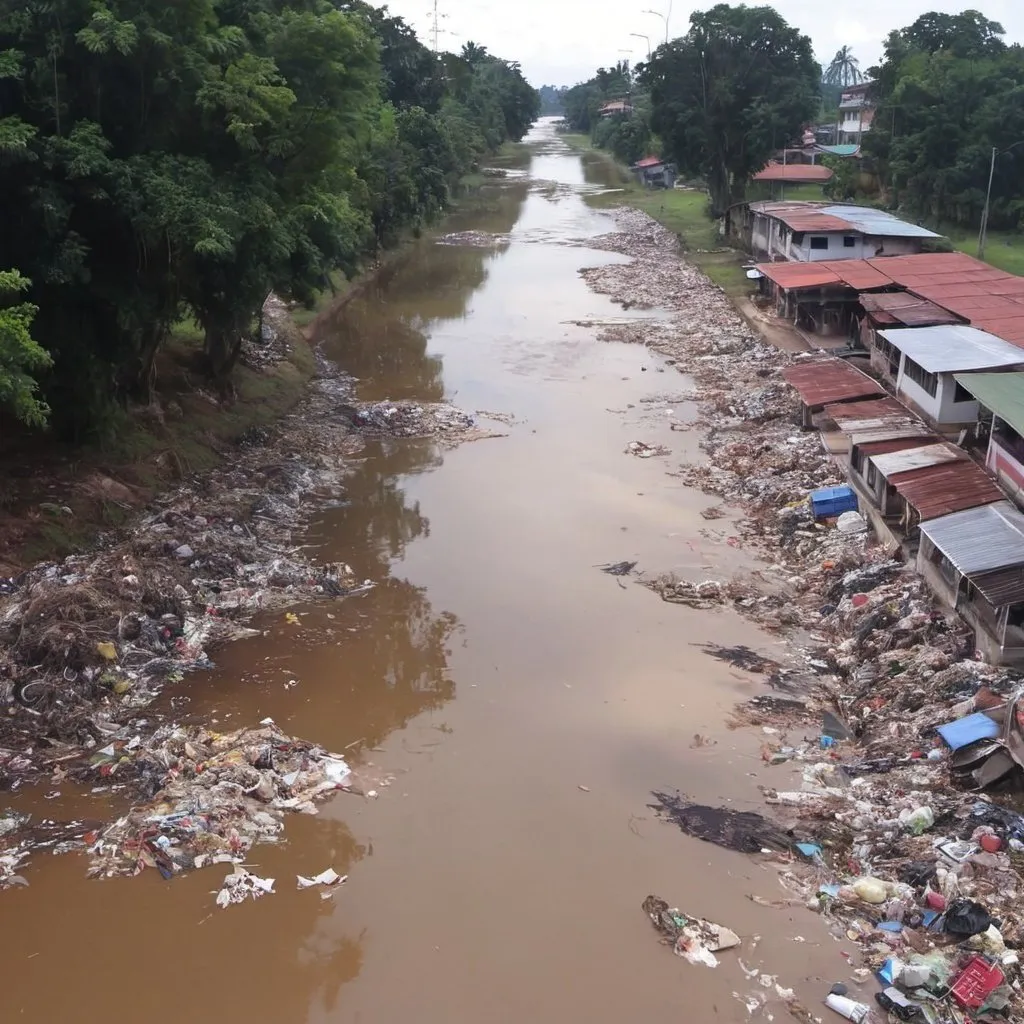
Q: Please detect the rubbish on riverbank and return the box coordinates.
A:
[86,722,355,879]
[642,894,740,968]
[695,643,781,675]
[215,865,275,908]
[348,400,480,443]
[297,868,346,889]
[435,231,510,249]
[597,560,636,576]
[825,993,871,1022]
[650,793,795,854]
[625,441,671,458]
[583,206,1024,1017]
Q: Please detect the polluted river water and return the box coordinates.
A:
[3,121,844,1022]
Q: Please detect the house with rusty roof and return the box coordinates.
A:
[918,501,1024,665]
[742,201,940,264]
[754,251,1024,350]
[876,326,1024,431]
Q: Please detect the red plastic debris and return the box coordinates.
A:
[951,956,1004,1010]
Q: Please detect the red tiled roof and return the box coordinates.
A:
[633,156,663,168]
[782,360,883,408]
[860,291,963,327]
[889,461,1006,520]
[752,164,834,183]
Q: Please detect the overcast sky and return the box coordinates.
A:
[373,1,1023,86]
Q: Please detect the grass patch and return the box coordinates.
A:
[566,136,749,297]
[941,225,1024,277]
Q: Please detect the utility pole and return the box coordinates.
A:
[978,140,1024,261]
[643,2,673,45]
[629,33,652,58]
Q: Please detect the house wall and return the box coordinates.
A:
[987,431,1024,504]
[784,230,923,263]
[895,360,981,429]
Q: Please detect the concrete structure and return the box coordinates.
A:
[878,326,1024,431]
[918,502,1024,665]
[953,372,1024,506]
[631,156,675,189]
[746,202,940,264]
[837,83,875,145]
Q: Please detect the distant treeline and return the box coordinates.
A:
[0,0,539,436]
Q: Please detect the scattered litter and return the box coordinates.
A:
[215,865,275,908]
[597,561,636,576]
[642,894,740,968]
[625,441,671,458]
[296,868,346,889]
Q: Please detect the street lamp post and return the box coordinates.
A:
[978,140,1024,261]
[629,32,651,58]
[643,2,673,44]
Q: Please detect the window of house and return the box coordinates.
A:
[791,232,804,245]
[843,236,856,248]
[809,236,829,250]
[867,463,877,488]
[953,382,974,404]
[903,357,938,398]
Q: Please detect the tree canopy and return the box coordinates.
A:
[642,4,819,214]
[0,0,538,434]
[823,46,863,87]
[863,10,1024,229]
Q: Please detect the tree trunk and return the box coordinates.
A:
[203,324,243,398]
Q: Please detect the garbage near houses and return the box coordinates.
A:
[584,208,1024,1018]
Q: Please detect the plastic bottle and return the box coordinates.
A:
[826,993,871,1022]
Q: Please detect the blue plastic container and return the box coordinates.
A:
[809,485,858,519]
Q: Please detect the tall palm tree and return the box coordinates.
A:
[823,46,863,87]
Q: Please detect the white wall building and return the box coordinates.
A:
[878,325,1024,431]
[747,202,941,263]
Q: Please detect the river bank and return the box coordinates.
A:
[0,119,1016,1024]
[579,204,1024,1016]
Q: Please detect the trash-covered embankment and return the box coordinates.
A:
[0,297,493,890]
[583,208,1024,1019]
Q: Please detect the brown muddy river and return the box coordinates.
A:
[3,121,843,1023]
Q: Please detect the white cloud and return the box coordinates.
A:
[372,0,1024,86]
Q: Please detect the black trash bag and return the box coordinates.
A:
[899,861,938,888]
[943,898,992,937]
[650,792,796,854]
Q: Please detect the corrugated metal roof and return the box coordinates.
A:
[879,325,1024,373]
[819,205,940,239]
[633,156,664,168]
[782,360,883,407]
[952,373,1024,437]
[846,425,935,446]
[921,502,1024,604]
[889,460,1004,520]
[752,164,833,183]
[856,436,938,457]
[870,442,964,477]
[860,291,963,327]
[824,397,910,422]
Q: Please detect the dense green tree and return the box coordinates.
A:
[0,0,538,433]
[864,11,1024,229]
[538,85,567,116]
[0,269,51,428]
[642,4,819,215]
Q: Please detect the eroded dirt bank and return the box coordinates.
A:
[1,121,1015,1024]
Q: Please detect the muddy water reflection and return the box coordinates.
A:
[1,121,842,1024]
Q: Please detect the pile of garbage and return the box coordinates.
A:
[436,231,510,250]
[582,208,1024,1018]
[86,720,358,880]
[347,401,490,445]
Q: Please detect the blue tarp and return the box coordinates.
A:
[936,713,1000,751]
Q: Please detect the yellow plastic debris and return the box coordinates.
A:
[112,678,133,695]
[96,641,118,661]
[285,612,300,626]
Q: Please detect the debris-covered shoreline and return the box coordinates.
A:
[0,299,495,889]
[583,208,1024,1019]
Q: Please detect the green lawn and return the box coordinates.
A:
[561,134,749,296]
[940,225,1024,277]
